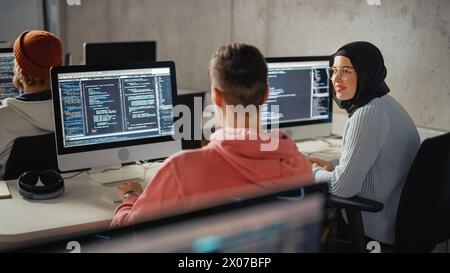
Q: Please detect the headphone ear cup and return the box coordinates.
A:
[19,170,40,186]
[40,169,63,186]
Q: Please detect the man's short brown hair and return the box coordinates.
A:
[209,43,268,106]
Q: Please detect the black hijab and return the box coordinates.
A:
[330,41,390,117]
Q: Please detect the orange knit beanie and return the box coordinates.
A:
[13,30,62,80]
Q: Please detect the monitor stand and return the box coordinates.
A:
[88,164,143,185]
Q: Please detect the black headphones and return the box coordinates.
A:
[18,169,65,200]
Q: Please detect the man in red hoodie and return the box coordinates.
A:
[110,43,313,228]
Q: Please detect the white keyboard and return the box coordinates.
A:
[296,140,331,154]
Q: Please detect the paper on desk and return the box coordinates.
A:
[324,138,342,147]
[0,181,11,199]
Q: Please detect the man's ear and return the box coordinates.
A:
[213,87,224,108]
[263,84,269,103]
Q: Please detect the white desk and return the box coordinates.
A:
[0,162,162,251]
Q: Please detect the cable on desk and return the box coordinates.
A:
[62,171,85,180]
[99,167,122,172]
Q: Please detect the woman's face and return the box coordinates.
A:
[331,56,357,101]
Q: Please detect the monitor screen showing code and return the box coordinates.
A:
[57,68,174,147]
[0,53,21,103]
[262,61,330,125]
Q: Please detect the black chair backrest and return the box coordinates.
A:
[4,133,58,180]
[64,53,72,66]
[177,91,206,150]
[395,132,450,252]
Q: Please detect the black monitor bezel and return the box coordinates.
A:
[265,56,333,129]
[83,41,157,65]
[0,48,13,54]
[50,61,178,155]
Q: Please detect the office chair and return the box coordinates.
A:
[327,132,450,252]
[64,53,72,66]
[325,194,383,252]
[238,178,381,252]
[4,133,58,180]
[177,91,206,150]
[395,132,450,252]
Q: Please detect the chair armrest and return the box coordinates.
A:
[327,195,383,212]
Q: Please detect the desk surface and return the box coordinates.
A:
[0,162,162,251]
[296,137,342,161]
[0,137,341,251]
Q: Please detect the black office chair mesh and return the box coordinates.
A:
[326,132,450,252]
[4,133,58,180]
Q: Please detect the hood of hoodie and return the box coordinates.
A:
[209,127,312,183]
[3,98,54,131]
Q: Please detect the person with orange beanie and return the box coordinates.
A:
[0,30,62,178]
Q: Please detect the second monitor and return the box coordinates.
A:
[84,41,157,66]
[263,56,332,141]
[0,48,21,103]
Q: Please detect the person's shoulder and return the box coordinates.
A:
[349,99,390,132]
[0,98,16,107]
[0,99,18,116]
[353,97,388,119]
[165,146,215,167]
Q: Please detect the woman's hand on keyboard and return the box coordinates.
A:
[308,157,333,171]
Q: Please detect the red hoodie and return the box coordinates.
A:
[111,128,313,228]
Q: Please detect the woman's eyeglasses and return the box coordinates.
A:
[326,67,355,81]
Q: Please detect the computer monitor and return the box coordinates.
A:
[263,56,332,141]
[130,193,325,253]
[0,48,21,104]
[84,41,157,65]
[50,62,182,178]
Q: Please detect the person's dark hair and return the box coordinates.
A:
[209,43,268,106]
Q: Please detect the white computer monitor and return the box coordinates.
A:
[263,56,332,141]
[50,62,181,176]
[0,48,21,104]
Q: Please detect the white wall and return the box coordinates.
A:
[0,0,45,45]
[61,0,450,131]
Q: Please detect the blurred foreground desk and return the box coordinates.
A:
[0,162,162,251]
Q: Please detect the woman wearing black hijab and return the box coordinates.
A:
[310,41,420,248]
